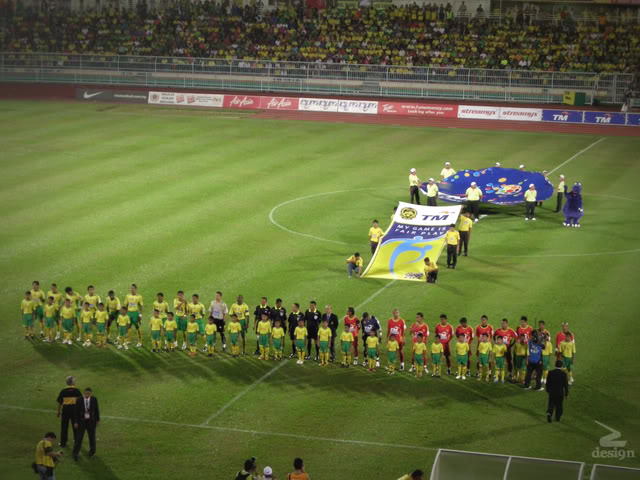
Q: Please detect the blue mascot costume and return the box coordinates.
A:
[562,182,583,227]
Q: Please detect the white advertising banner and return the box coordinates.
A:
[337,99,379,114]
[457,105,501,120]
[498,107,542,122]
[148,91,224,108]
[298,98,339,112]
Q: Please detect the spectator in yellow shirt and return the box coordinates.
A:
[423,257,438,283]
[346,252,363,278]
[368,220,384,254]
[457,212,473,256]
[465,182,482,221]
[444,225,460,269]
[524,184,537,221]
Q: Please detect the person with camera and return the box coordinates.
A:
[524,331,544,391]
[72,388,100,461]
[34,432,63,480]
[235,457,259,480]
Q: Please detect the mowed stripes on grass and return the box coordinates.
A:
[0,100,639,479]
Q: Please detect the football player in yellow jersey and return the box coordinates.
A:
[153,293,169,325]
[124,284,144,347]
[387,334,399,374]
[294,318,308,365]
[513,334,528,384]
[186,315,199,356]
[64,287,83,341]
[20,291,37,339]
[173,290,189,350]
[163,313,177,352]
[340,326,354,368]
[317,319,333,366]
[271,319,285,360]
[43,296,59,343]
[230,295,250,354]
[84,285,101,318]
[492,336,508,383]
[116,307,131,350]
[80,303,94,346]
[257,313,272,360]
[541,333,553,384]
[150,310,164,353]
[46,284,64,340]
[477,334,493,382]
[95,303,109,347]
[228,314,243,357]
[558,332,576,385]
[30,281,46,338]
[430,336,444,377]
[187,294,206,351]
[59,299,76,344]
[412,333,427,378]
[455,334,470,379]
[365,330,379,372]
[204,317,217,357]
[105,290,121,344]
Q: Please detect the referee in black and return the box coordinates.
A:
[56,376,82,448]
[546,360,569,423]
[305,301,321,361]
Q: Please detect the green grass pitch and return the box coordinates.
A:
[1,100,639,479]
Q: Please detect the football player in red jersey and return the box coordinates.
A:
[494,318,517,380]
[516,316,533,342]
[409,312,429,372]
[455,317,474,373]
[344,307,360,365]
[387,309,407,371]
[434,314,454,374]
[475,315,494,377]
[555,322,572,349]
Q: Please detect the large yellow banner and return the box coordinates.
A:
[361,203,462,282]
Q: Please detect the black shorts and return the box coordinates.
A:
[107,313,117,326]
[307,330,318,340]
[214,319,225,333]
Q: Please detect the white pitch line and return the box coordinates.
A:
[548,138,607,175]
[0,404,436,453]
[201,360,288,425]
[355,280,397,310]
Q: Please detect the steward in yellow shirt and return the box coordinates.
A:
[445,225,460,269]
[368,220,384,254]
[458,212,473,256]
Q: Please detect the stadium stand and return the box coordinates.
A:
[1,1,639,73]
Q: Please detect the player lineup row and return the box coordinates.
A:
[19,283,577,382]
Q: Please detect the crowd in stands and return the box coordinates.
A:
[1,0,639,72]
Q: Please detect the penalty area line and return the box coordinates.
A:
[0,404,436,453]
[548,138,606,175]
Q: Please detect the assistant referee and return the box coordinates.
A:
[56,376,81,448]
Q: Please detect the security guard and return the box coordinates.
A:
[425,178,439,206]
[409,168,421,205]
[56,376,82,448]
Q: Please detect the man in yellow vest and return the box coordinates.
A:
[445,224,460,269]
[465,182,482,221]
[457,212,473,256]
[425,178,439,206]
[524,184,537,220]
[555,175,565,213]
[409,168,421,205]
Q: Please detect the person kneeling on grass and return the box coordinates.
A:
[346,252,363,278]
[424,257,438,283]
[187,315,199,356]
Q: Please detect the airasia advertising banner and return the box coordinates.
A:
[223,95,261,109]
[259,96,300,111]
[378,102,457,118]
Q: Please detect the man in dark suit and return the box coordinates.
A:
[545,360,569,423]
[322,305,339,362]
[73,387,100,460]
